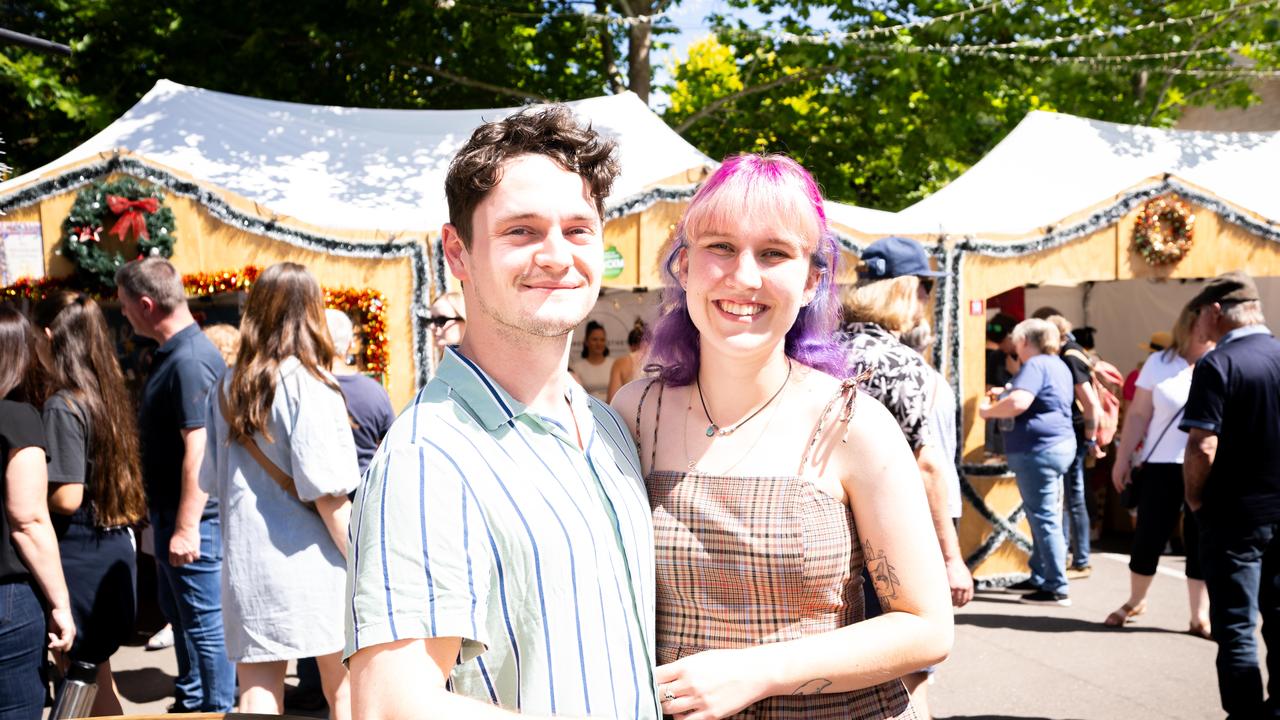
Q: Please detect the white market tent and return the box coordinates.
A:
[0,80,716,405]
[893,109,1280,238]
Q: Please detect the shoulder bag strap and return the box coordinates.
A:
[219,386,314,510]
[1140,404,1187,465]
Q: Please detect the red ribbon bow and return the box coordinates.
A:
[106,195,159,242]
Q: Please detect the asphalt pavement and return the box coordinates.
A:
[104,547,1225,719]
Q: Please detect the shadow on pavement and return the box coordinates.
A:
[115,667,175,704]
[956,612,1169,634]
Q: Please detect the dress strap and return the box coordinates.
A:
[798,368,873,473]
[635,378,665,474]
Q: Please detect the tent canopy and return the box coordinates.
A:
[867,110,1280,240]
[0,80,714,234]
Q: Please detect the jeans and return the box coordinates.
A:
[1007,439,1076,595]
[0,581,45,720]
[1199,516,1280,719]
[152,511,235,712]
[1062,441,1091,568]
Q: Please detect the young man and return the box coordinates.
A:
[115,258,235,712]
[345,106,659,720]
[1181,271,1280,719]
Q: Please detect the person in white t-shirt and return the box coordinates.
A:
[1105,305,1213,637]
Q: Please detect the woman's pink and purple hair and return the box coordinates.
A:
[648,153,848,386]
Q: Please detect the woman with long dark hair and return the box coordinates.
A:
[201,263,358,718]
[612,155,951,719]
[35,291,147,716]
[570,319,610,401]
[0,305,75,719]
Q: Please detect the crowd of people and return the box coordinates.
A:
[0,102,1276,720]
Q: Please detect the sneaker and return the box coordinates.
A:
[1021,590,1071,606]
[1066,565,1093,580]
[1006,579,1039,592]
[146,624,175,651]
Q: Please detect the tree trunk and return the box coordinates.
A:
[623,0,654,104]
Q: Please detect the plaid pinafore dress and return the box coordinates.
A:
[637,380,916,720]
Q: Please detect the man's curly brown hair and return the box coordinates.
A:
[445,105,620,248]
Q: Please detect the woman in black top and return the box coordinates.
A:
[36,292,147,715]
[0,305,74,720]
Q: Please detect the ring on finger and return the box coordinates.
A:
[663,688,676,703]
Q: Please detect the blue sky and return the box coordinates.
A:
[650,0,837,108]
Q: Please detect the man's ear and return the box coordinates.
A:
[138,295,158,317]
[441,224,471,283]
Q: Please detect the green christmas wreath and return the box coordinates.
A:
[60,177,176,287]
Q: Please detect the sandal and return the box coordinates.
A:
[1188,621,1212,640]
[1103,601,1147,627]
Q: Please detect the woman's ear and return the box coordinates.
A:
[801,265,823,306]
[674,246,690,290]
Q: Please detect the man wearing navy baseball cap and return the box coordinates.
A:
[843,236,971,716]
[1181,270,1280,718]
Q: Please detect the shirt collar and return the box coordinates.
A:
[435,346,526,431]
[434,346,593,446]
[1220,324,1272,346]
[155,322,202,356]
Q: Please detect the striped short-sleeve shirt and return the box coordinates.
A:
[345,347,660,719]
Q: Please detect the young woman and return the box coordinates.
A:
[979,319,1077,605]
[35,292,148,716]
[1107,304,1213,634]
[613,154,952,719]
[607,319,650,401]
[570,320,610,401]
[200,263,359,718]
[0,305,75,719]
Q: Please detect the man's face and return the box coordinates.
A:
[116,288,152,339]
[444,153,603,340]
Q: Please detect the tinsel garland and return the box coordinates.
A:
[60,177,177,288]
[603,184,700,221]
[0,155,433,388]
[182,267,391,380]
[2,267,391,383]
[1133,194,1195,266]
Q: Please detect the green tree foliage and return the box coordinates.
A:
[0,0,675,173]
[665,0,1280,210]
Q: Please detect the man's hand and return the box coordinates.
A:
[169,524,201,566]
[945,557,974,607]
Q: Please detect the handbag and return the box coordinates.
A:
[219,387,316,513]
[1122,404,1185,510]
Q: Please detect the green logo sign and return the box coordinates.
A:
[603,246,625,279]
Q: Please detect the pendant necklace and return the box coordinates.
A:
[696,358,792,437]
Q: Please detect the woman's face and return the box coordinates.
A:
[429,299,465,349]
[585,327,607,359]
[679,217,819,363]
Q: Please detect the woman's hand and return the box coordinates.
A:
[47,604,75,653]
[656,648,768,720]
[978,388,1000,419]
[1111,455,1131,493]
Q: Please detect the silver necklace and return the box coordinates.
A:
[695,358,792,437]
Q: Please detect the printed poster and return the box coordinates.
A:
[0,221,44,285]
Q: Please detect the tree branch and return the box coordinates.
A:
[396,61,553,104]
[673,64,840,134]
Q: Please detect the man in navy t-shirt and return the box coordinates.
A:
[1181,271,1280,719]
[116,258,234,712]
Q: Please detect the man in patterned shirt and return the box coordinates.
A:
[345,107,659,719]
[843,236,973,713]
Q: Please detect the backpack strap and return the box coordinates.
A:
[219,386,315,512]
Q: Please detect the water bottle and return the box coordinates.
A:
[51,660,97,719]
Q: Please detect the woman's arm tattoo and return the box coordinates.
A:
[864,540,901,611]
[792,679,833,695]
